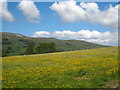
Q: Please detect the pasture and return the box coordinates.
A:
[2,47,119,88]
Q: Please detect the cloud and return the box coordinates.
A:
[31,30,118,46]
[50,0,118,28]
[0,0,15,22]
[18,0,40,23]
[31,31,51,38]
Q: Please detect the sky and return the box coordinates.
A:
[1,0,119,46]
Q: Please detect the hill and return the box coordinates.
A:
[2,47,118,88]
[1,32,108,56]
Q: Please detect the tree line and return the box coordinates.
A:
[25,41,57,55]
[2,40,60,57]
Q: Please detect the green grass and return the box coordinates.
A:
[2,47,119,88]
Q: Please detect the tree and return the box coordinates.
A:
[48,43,56,53]
[2,49,7,57]
[25,40,35,55]
[36,42,57,54]
[6,46,12,53]
[2,46,13,57]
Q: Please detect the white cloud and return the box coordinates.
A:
[50,0,85,23]
[18,0,40,23]
[0,0,15,22]
[50,0,118,28]
[31,30,118,46]
[31,31,51,37]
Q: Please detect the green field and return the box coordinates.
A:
[2,47,119,88]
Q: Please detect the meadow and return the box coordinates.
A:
[2,47,119,88]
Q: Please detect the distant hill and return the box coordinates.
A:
[1,32,109,56]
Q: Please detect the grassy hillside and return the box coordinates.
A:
[2,32,108,56]
[2,47,119,88]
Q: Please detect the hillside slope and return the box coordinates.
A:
[2,32,108,56]
[2,47,118,88]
